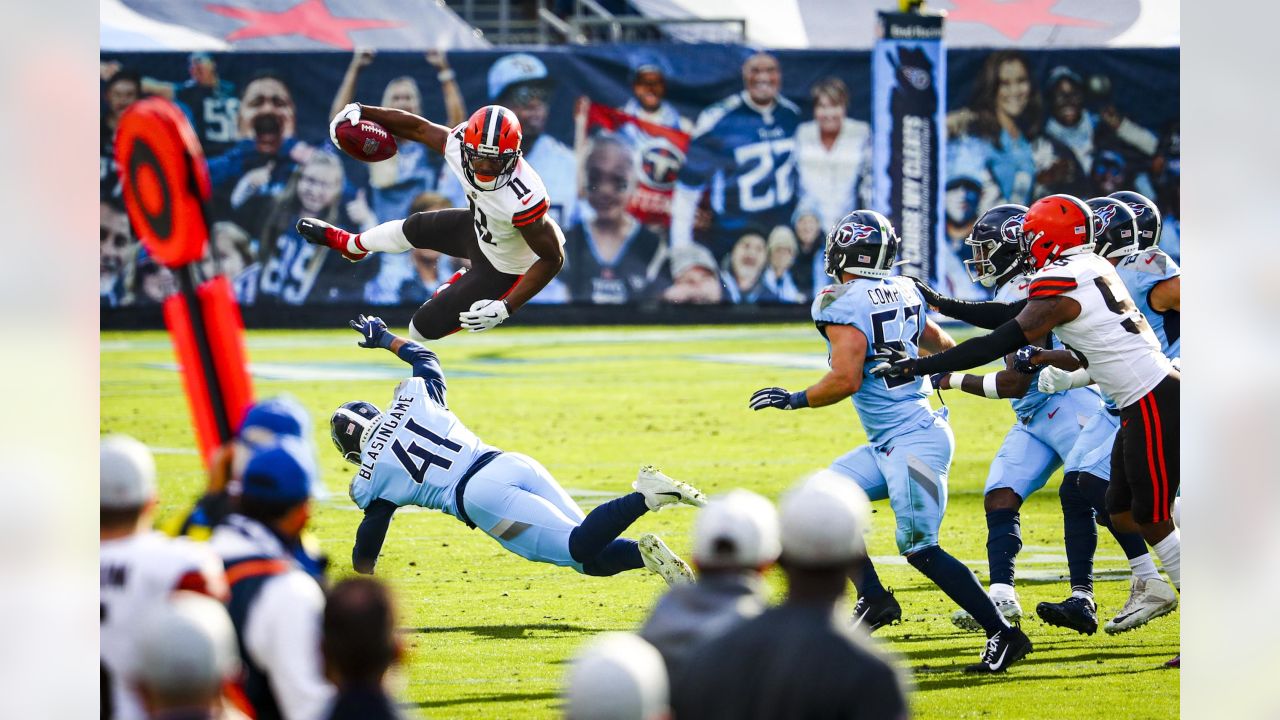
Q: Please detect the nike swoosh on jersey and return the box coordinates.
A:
[1145,255,1156,264]
[884,447,894,456]
[1047,408,1060,419]
[520,195,532,205]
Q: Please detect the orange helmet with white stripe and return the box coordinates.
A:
[461,105,522,191]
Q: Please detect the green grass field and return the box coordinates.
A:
[101,324,1179,718]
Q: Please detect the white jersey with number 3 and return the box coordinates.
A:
[444,124,564,275]
[1027,252,1172,408]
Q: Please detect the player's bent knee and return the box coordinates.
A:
[1109,511,1139,534]
[983,487,1022,512]
[408,321,429,343]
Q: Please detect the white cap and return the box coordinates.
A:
[100,435,156,509]
[564,633,668,720]
[692,489,781,570]
[779,470,872,566]
[133,591,241,700]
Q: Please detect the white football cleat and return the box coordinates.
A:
[1104,576,1178,634]
[633,465,706,511]
[638,533,694,587]
[951,596,1023,633]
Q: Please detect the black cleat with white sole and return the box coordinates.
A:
[852,590,902,633]
[964,626,1032,673]
[1036,595,1098,635]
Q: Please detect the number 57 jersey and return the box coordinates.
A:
[1027,252,1173,409]
[349,377,498,516]
[443,124,563,275]
[813,275,936,446]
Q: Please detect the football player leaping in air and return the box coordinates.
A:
[301,102,565,339]
[872,195,1180,658]
[919,203,1171,637]
[750,210,1032,674]
[331,314,705,586]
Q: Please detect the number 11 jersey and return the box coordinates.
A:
[349,377,498,516]
[813,275,935,446]
[1027,252,1172,409]
[443,123,558,275]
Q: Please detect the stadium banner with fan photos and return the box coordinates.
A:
[99,44,1178,325]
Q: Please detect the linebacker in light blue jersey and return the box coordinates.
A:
[329,315,706,588]
[1116,248,1180,358]
[749,210,1031,674]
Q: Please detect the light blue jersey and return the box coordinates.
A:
[350,377,497,517]
[812,275,933,446]
[995,273,1067,419]
[1116,248,1180,359]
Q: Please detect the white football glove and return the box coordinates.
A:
[329,102,362,148]
[459,299,509,333]
[1038,365,1083,394]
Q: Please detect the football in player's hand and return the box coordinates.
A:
[334,119,398,163]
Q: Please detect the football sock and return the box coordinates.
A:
[356,219,411,254]
[1059,474,1098,593]
[1073,471,1151,561]
[856,557,889,600]
[581,539,643,576]
[1152,530,1181,590]
[1129,553,1162,582]
[985,508,1022,587]
[909,545,1008,635]
[568,492,648,563]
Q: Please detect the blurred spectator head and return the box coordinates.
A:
[100,201,133,291]
[1152,120,1180,215]
[630,52,670,113]
[235,438,316,542]
[585,135,636,222]
[944,176,984,230]
[103,69,141,119]
[100,434,157,536]
[810,77,850,136]
[1046,65,1085,128]
[692,489,780,573]
[322,577,402,686]
[188,52,219,87]
[133,591,240,715]
[971,51,1041,140]
[726,228,768,290]
[410,191,452,215]
[792,202,825,252]
[565,633,668,720]
[203,221,253,281]
[766,225,798,276]
[664,244,722,304]
[778,470,871,570]
[135,259,176,304]
[741,52,781,106]
[1090,149,1130,196]
[239,71,297,154]
[382,76,422,115]
[296,153,345,215]
[489,53,553,142]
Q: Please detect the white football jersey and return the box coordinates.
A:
[1027,252,1172,408]
[349,377,498,515]
[100,532,226,720]
[443,124,565,275]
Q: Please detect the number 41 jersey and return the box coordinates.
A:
[1027,252,1173,409]
[443,123,564,275]
[813,275,935,446]
[349,377,498,516]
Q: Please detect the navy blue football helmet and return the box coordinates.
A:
[964,204,1029,288]
[1087,197,1139,259]
[330,401,381,466]
[824,210,899,279]
[1107,190,1162,251]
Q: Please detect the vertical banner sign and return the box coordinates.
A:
[872,12,946,283]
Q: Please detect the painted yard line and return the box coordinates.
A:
[140,361,492,382]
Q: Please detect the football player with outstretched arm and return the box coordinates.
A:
[331,314,705,587]
[749,211,1032,674]
[300,103,566,339]
[873,195,1181,642]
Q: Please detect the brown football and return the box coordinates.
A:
[334,119,398,163]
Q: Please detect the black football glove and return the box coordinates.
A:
[749,387,808,411]
[350,314,392,349]
[1013,345,1046,374]
[912,277,943,308]
[868,343,917,379]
